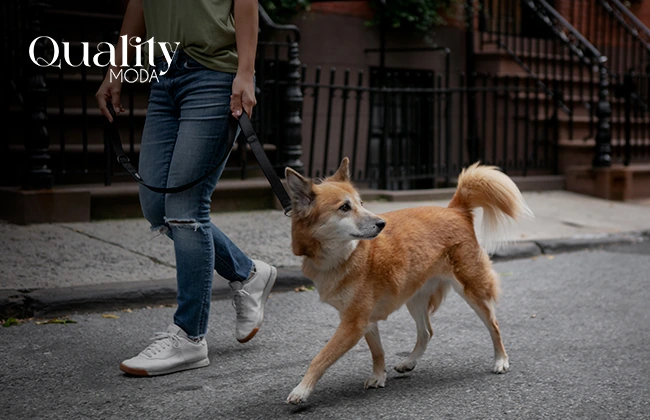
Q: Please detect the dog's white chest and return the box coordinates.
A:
[304,267,352,311]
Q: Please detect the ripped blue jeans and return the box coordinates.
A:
[139,51,253,338]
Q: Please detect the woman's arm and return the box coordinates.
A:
[95,0,146,122]
[230,0,258,118]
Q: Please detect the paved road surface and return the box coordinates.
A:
[2,242,649,419]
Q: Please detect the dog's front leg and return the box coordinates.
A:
[286,317,367,404]
[363,322,386,389]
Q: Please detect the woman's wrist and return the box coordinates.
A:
[236,68,254,79]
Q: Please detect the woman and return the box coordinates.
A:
[95,0,276,376]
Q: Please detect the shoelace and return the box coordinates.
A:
[231,289,250,319]
[141,332,181,357]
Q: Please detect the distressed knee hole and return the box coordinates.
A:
[164,217,202,231]
[150,224,170,236]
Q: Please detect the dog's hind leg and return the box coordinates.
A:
[363,323,386,389]
[450,251,509,373]
[394,280,447,373]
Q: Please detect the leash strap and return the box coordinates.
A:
[105,103,293,216]
[238,113,293,216]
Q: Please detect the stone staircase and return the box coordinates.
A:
[473,0,650,199]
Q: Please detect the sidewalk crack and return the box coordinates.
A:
[60,225,176,269]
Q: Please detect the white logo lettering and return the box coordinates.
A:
[29,36,61,69]
[28,36,177,83]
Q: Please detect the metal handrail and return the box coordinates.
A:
[600,0,650,54]
[258,4,301,43]
[526,0,606,67]
[608,0,650,40]
[524,0,612,167]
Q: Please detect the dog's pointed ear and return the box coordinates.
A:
[285,167,314,215]
[329,157,350,182]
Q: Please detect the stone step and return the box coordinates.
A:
[566,163,650,201]
[0,178,281,223]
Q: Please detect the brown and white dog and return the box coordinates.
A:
[284,158,532,404]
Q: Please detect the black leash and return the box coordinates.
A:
[105,103,293,216]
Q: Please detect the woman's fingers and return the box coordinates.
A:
[242,91,255,119]
[96,82,123,123]
[230,92,243,118]
[96,92,113,122]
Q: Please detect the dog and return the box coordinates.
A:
[284,158,532,404]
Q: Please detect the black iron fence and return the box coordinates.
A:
[475,0,650,168]
[617,71,650,165]
[2,1,304,188]
[294,66,561,190]
[568,0,650,77]
[4,0,649,193]
[477,0,613,167]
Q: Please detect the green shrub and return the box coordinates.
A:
[260,0,460,33]
[367,0,460,33]
[260,0,311,24]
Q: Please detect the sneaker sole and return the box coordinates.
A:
[119,357,210,377]
[237,265,277,343]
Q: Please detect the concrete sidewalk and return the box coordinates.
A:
[1,190,650,317]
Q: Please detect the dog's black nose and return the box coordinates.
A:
[376,220,386,230]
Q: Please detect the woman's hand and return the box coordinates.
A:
[230,72,256,119]
[95,71,124,122]
[94,0,145,122]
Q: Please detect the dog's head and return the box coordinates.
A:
[285,158,386,257]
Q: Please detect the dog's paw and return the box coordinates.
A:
[364,371,386,389]
[493,357,509,374]
[286,384,312,405]
[394,359,416,373]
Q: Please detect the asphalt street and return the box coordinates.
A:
[1,242,649,419]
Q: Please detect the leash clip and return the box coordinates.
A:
[117,154,131,165]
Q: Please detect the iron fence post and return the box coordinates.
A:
[553,91,562,174]
[465,0,480,164]
[623,72,633,166]
[23,0,53,190]
[592,66,612,167]
[379,0,388,190]
[279,40,304,175]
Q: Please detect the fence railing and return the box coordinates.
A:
[6,1,648,193]
[291,67,560,189]
[568,0,650,76]
[476,0,613,167]
[618,71,650,165]
[2,2,304,188]
[578,0,650,116]
[475,0,650,167]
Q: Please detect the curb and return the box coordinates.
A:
[0,268,312,319]
[492,230,647,261]
[1,231,648,319]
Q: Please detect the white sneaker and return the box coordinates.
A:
[119,324,209,376]
[230,260,277,343]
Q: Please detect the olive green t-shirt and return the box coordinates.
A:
[143,0,238,73]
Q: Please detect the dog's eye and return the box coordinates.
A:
[339,203,352,212]
[360,200,364,207]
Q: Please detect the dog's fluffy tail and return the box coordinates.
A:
[448,162,533,254]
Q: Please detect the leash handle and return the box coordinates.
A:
[105,103,293,216]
